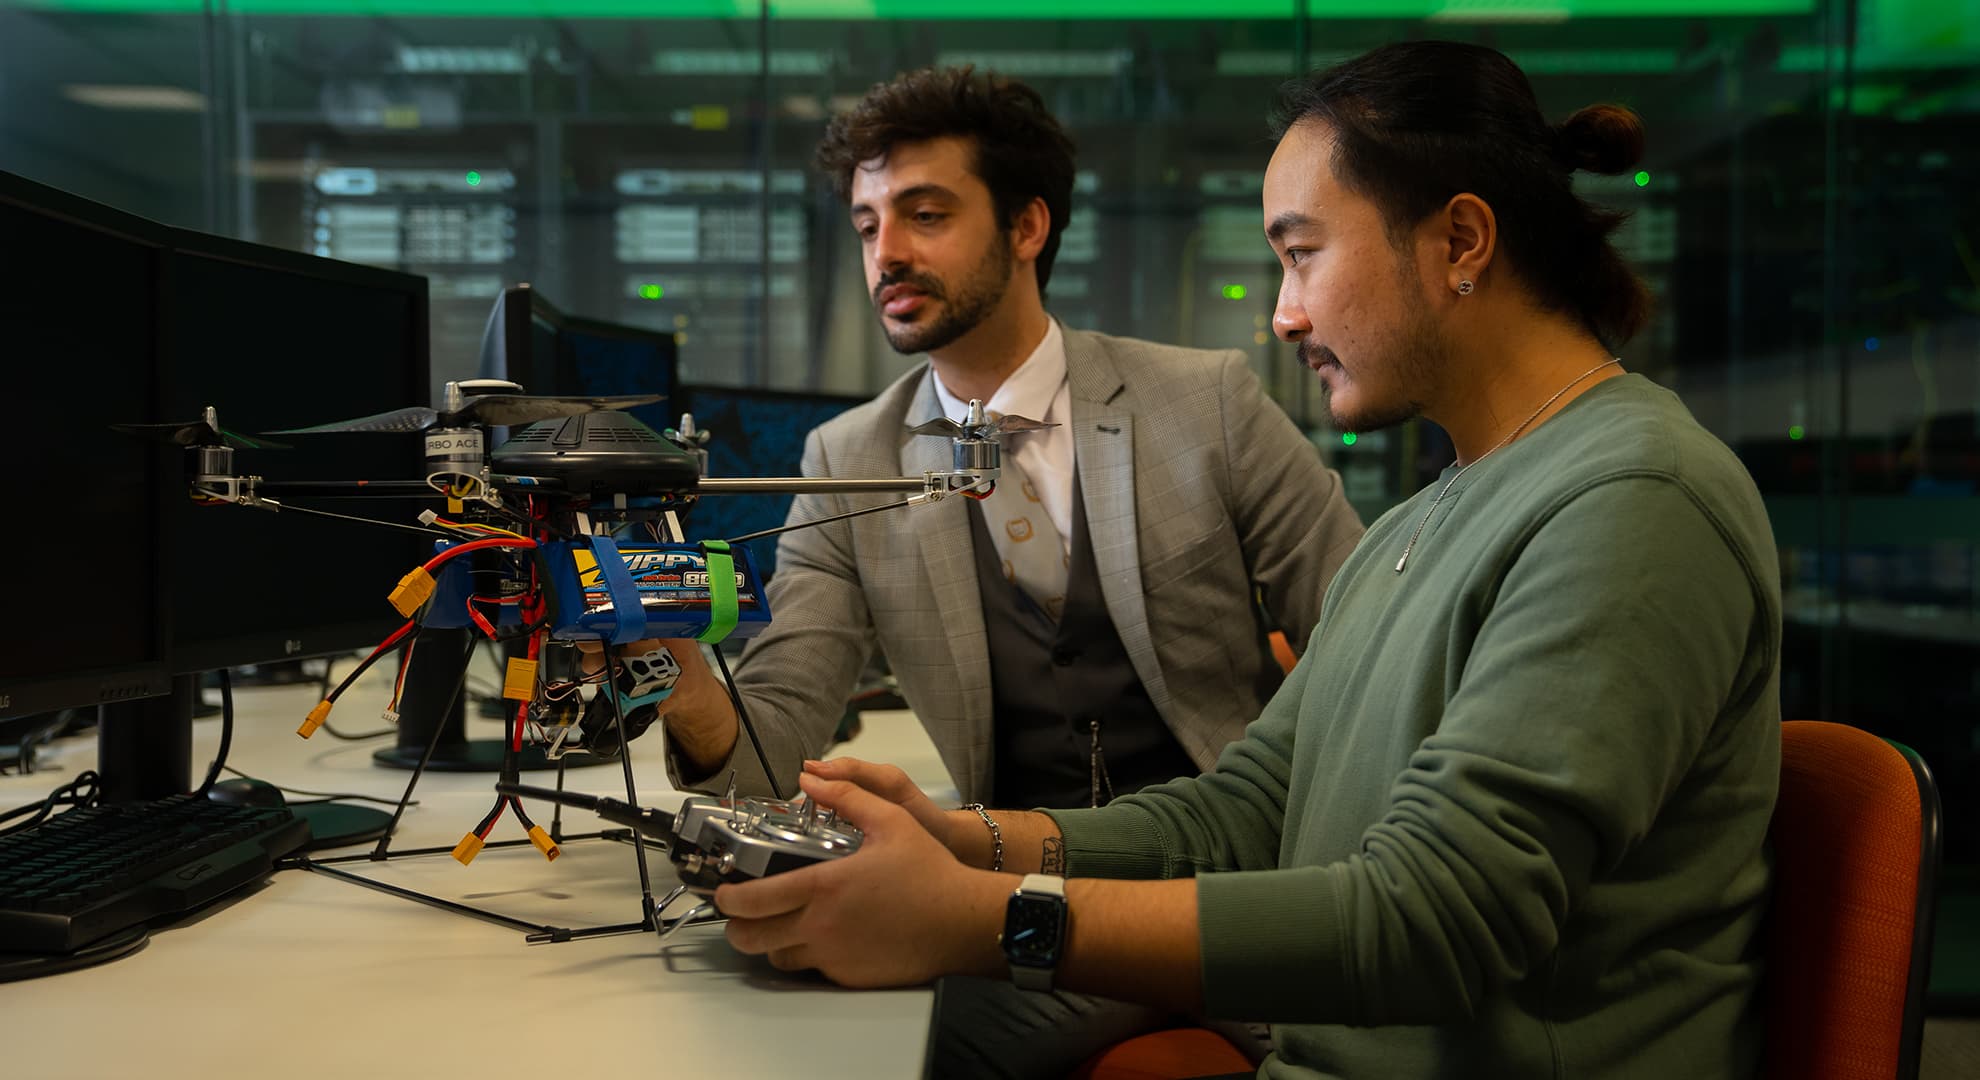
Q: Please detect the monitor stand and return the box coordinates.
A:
[98,676,196,803]
[372,627,609,772]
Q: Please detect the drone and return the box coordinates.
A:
[118,377,1050,939]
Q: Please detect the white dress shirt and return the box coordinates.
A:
[931,318,1075,558]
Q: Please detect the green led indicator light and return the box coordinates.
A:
[1221,284,1247,301]
[638,283,665,300]
[1633,171,1650,188]
[1788,425,1805,441]
[465,170,482,186]
[1340,432,1357,447]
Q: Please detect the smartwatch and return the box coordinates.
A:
[1000,873,1068,991]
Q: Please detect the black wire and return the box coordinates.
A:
[710,644,783,801]
[0,712,70,776]
[219,765,418,807]
[487,498,570,539]
[0,770,101,836]
[194,669,234,797]
[313,631,416,734]
[318,720,396,741]
[328,622,416,703]
[509,795,538,831]
[474,798,504,836]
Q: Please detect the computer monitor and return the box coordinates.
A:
[479,283,562,394]
[157,232,431,674]
[0,172,171,724]
[675,385,864,581]
[558,314,678,435]
[480,284,677,433]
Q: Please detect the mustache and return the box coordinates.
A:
[1298,342,1339,369]
[873,270,946,305]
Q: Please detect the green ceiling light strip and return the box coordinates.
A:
[22,0,1817,18]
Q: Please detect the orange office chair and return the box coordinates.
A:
[1068,1025,1254,1080]
[1767,720,1943,1080]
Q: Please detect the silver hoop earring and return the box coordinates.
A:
[1456,279,1475,296]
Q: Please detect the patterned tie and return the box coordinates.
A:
[980,431,1069,623]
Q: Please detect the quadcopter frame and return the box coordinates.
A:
[148,386,1035,944]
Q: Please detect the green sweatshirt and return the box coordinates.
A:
[1048,375,1781,1079]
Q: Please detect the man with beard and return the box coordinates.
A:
[640,67,1362,819]
[710,43,1783,1080]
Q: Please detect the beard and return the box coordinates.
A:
[1308,283,1448,434]
[873,231,1015,355]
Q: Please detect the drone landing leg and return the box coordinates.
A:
[367,631,477,860]
[549,756,569,843]
[600,646,661,933]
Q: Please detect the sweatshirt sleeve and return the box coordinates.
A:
[1045,648,1311,880]
[1193,476,1768,1024]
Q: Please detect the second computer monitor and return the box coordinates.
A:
[485,284,677,434]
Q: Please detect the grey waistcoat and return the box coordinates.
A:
[967,483,1197,810]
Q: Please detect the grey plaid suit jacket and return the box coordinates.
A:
[667,328,1364,805]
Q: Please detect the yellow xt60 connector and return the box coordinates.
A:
[503,657,539,702]
[527,825,560,862]
[451,833,485,866]
[297,700,332,739]
[388,567,437,618]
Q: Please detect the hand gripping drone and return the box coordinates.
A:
[120,381,1050,942]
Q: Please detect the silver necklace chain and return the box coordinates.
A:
[1394,358,1621,574]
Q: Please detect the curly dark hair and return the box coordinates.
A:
[1273,41,1653,349]
[815,66,1076,298]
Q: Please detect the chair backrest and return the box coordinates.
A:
[1767,720,1943,1080]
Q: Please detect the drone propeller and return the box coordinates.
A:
[110,408,289,451]
[906,412,1056,440]
[268,393,664,435]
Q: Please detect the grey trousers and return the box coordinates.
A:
[927,975,1268,1079]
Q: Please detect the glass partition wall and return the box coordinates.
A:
[6,0,1975,1009]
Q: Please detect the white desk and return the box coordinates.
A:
[1,668,952,1079]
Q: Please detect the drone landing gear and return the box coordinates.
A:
[296,633,670,948]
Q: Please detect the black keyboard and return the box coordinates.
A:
[0,795,310,954]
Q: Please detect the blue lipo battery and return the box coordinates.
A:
[539,539,771,643]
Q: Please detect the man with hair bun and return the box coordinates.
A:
[714,42,1781,1080]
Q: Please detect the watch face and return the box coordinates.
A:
[1003,894,1065,967]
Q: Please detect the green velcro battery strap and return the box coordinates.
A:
[697,541,739,644]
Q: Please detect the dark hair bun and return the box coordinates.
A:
[1553,104,1645,175]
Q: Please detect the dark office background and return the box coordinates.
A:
[4,0,1974,1009]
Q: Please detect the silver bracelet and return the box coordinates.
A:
[960,802,1003,873]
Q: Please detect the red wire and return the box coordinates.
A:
[421,536,535,573]
[510,630,542,752]
[365,620,416,662]
[465,595,499,640]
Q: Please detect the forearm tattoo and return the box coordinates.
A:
[1041,836,1065,875]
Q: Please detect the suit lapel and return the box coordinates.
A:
[1066,331,1174,718]
[902,369,994,798]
